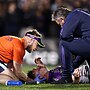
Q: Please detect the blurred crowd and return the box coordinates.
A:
[0,0,90,38]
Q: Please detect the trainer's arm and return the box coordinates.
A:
[13,61,32,82]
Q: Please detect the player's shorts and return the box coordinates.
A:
[0,60,7,73]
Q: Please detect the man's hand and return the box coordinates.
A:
[73,68,80,78]
[34,57,45,68]
[35,57,43,64]
[72,68,80,83]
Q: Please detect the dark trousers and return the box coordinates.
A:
[60,38,90,78]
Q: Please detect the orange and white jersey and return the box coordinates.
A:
[0,36,25,64]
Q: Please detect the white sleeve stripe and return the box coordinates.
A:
[0,63,7,70]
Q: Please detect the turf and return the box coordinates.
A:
[0,65,90,90]
[0,84,90,90]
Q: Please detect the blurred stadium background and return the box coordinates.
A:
[0,0,90,66]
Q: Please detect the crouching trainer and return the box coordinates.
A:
[0,28,45,84]
[52,7,90,83]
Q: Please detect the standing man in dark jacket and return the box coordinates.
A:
[51,7,90,84]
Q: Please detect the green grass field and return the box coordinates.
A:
[1,83,90,90]
[0,64,90,90]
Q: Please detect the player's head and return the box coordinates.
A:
[27,68,39,80]
[27,68,47,83]
[24,28,45,53]
[52,7,71,26]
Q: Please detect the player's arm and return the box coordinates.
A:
[35,57,48,78]
[13,61,32,82]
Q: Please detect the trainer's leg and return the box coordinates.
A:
[59,40,73,78]
[62,39,90,57]
[72,56,85,69]
[0,69,19,84]
[0,74,13,84]
[60,39,90,78]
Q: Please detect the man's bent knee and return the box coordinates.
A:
[0,69,19,81]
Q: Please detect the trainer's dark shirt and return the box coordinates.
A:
[60,9,90,41]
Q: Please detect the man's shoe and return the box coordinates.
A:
[26,81,37,85]
[51,77,73,84]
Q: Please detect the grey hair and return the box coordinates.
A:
[52,7,71,21]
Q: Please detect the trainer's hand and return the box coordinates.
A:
[27,77,33,82]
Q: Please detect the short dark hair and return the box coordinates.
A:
[27,70,36,80]
[52,7,71,21]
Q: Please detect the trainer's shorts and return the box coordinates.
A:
[0,60,7,73]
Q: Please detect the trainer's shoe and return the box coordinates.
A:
[26,81,37,85]
[51,77,73,84]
